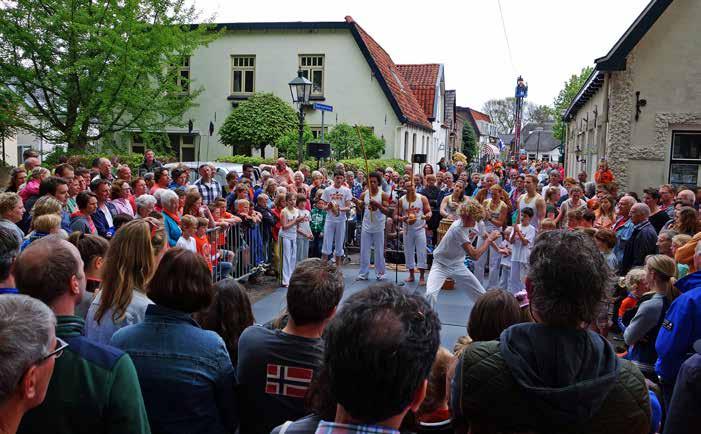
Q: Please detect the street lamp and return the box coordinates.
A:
[288,70,313,167]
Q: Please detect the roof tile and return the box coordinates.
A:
[396,64,441,119]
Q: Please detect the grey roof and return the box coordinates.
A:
[522,128,560,153]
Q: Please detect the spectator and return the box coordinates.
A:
[663,339,701,434]
[454,289,524,356]
[19,167,49,202]
[657,229,678,258]
[15,237,150,434]
[175,215,198,252]
[22,156,40,173]
[67,232,109,318]
[134,194,156,219]
[643,188,671,233]
[116,165,131,183]
[65,176,80,214]
[613,195,637,263]
[195,278,254,365]
[92,158,114,182]
[319,283,440,433]
[149,167,170,196]
[620,203,658,275]
[110,181,134,217]
[21,214,61,250]
[69,191,97,235]
[131,177,148,198]
[659,184,676,218]
[112,213,133,233]
[540,169,568,198]
[670,206,699,236]
[656,242,701,409]
[0,227,20,294]
[594,158,614,185]
[556,185,587,228]
[237,258,344,434]
[111,249,236,434]
[160,189,182,247]
[271,157,294,185]
[89,179,114,238]
[5,167,27,193]
[671,234,692,278]
[416,347,455,434]
[0,295,57,434]
[0,192,26,244]
[453,230,650,434]
[85,219,166,345]
[194,164,222,205]
[138,149,163,176]
[594,194,616,230]
[594,228,619,271]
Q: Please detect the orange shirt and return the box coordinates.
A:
[195,234,213,271]
[618,296,638,319]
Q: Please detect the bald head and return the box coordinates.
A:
[677,189,696,207]
[618,195,636,216]
[14,237,84,307]
[630,202,651,224]
[24,157,40,171]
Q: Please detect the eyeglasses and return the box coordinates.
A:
[37,337,69,364]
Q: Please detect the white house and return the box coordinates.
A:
[119,16,435,162]
[563,0,701,192]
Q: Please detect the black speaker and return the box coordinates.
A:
[412,153,427,164]
[307,142,331,159]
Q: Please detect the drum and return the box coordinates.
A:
[436,218,454,245]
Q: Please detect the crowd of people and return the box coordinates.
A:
[1,149,701,434]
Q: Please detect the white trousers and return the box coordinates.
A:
[425,261,485,311]
[358,230,385,278]
[499,264,511,290]
[404,228,427,270]
[509,261,528,294]
[322,220,346,258]
[473,236,502,289]
[281,237,297,286]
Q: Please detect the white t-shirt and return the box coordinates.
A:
[175,236,197,253]
[321,186,352,223]
[433,219,480,266]
[540,184,568,199]
[280,207,301,239]
[297,209,311,237]
[511,223,536,263]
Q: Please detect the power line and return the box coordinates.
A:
[497,0,517,76]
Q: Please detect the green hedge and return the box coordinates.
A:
[217,156,409,175]
[43,148,177,172]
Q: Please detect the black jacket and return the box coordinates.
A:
[619,220,658,275]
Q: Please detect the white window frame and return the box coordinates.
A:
[299,54,325,97]
[231,55,256,96]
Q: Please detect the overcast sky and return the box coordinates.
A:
[192,0,650,111]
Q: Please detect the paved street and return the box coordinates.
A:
[252,264,469,348]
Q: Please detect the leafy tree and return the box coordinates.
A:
[482,98,517,134]
[462,121,478,159]
[219,93,298,157]
[0,0,216,150]
[526,104,555,125]
[275,126,314,160]
[552,66,594,142]
[0,88,23,162]
[326,123,384,160]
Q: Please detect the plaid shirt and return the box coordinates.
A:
[194,177,222,205]
[315,421,399,434]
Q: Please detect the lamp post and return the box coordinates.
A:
[288,70,313,167]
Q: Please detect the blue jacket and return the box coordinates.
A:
[663,352,701,434]
[92,207,112,238]
[655,271,701,382]
[111,304,237,434]
[162,211,182,247]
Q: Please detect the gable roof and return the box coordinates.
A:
[563,0,673,120]
[396,64,442,120]
[469,108,491,124]
[345,17,433,131]
[522,127,560,153]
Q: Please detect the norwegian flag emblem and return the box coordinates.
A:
[265,364,314,398]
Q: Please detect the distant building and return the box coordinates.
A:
[521,123,561,163]
[465,108,499,145]
[563,0,701,192]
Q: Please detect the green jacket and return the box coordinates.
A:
[18,315,151,434]
[453,324,650,434]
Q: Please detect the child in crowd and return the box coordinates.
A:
[21,213,61,251]
[309,191,327,258]
[194,217,214,272]
[279,193,304,287]
[594,228,619,271]
[295,194,313,262]
[176,214,198,253]
[497,226,513,290]
[509,207,535,294]
[566,209,583,230]
[672,234,692,278]
[539,218,556,233]
[271,194,285,278]
[415,347,455,434]
[617,268,648,332]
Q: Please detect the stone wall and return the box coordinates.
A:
[606,56,635,191]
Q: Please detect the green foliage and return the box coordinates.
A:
[0,0,217,150]
[527,104,555,125]
[462,121,478,159]
[43,147,176,172]
[552,66,594,142]
[219,93,299,156]
[217,156,409,175]
[0,88,24,141]
[326,123,385,160]
[275,126,314,160]
[482,98,517,134]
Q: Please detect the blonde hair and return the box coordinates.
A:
[624,268,646,291]
[181,214,198,229]
[32,213,61,233]
[458,199,485,221]
[30,166,49,180]
[645,254,680,301]
[95,218,166,324]
[30,196,63,219]
[672,234,692,248]
[540,218,556,230]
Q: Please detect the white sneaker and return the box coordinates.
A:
[356,275,368,281]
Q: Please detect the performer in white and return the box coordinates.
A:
[353,172,390,281]
[425,200,500,310]
[397,182,432,286]
[321,171,353,267]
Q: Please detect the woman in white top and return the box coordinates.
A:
[353,173,390,281]
[555,185,587,228]
[474,184,508,289]
[425,200,500,312]
[439,181,468,220]
[398,182,432,285]
[280,193,305,287]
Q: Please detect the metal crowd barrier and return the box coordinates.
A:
[206,223,272,282]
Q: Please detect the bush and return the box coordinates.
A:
[43,147,176,171]
[217,156,408,175]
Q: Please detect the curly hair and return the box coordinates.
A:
[458,199,485,222]
[528,230,613,327]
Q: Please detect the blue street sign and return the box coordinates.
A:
[313,103,333,112]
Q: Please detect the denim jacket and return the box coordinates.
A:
[110,304,238,434]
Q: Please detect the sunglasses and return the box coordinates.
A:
[38,337,69,364]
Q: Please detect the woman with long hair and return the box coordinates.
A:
[5,167,26,193]
[671,206,699,236]
[85,218,167,345]
[624,254,679,381]
[594,194,616,230]
[196,278,255,365]
[423,163,435,177]
[110,249,236,434]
